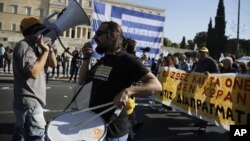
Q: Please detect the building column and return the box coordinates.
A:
[74,27,77,39]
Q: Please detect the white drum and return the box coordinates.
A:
[46,111,107,141]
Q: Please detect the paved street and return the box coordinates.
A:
[0,72,229,141]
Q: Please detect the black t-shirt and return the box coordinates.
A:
[194,57,220,73]
[89,52,149,137]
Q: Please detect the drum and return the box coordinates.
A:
[46,111,107,141]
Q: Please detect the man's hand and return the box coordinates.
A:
[36,35,49,52]
[82,44,93,59]
[113,89,130,108]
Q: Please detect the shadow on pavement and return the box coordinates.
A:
[0,123,14,134]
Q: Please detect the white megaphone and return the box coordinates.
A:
[36,0,90,43]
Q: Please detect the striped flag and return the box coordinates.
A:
[92,1,165,58]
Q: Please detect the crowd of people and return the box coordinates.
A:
[2,15,249,141]
[0,44,14,74]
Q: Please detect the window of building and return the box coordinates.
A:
[77,27,81,38]
[88,0,92,7]
[88,15,92,24]
[71,27,75,38]
[11,23,16,31]
[11,5,18,14]
[82,28,86,39]
[25,7,31,15]
[65,29,70,37]
[87,28,91,39]
[0,22,2,30]
[0,3,4,12]
[39,8,44,17]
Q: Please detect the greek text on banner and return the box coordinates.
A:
[155,67,250,130]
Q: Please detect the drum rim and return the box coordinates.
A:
[45,110,107,140]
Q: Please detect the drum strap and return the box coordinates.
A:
[63,58,104,112]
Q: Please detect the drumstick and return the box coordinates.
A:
[71,102,113,115]
[69,105,116,131]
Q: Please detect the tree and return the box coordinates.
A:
[163,37,172,47]
[171,43,179,48]
[214,0,227,59]
[239,39,250,55]
[206,18,217,59]
[187,40,195,50]
[193,31,207,48]
[180,36,186,49]
[225,39,250,56]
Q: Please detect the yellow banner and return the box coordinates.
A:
[155,67,250,130]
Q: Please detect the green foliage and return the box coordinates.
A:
[194,31,207,48]
[225,39,250,56]
[187,40,195,50]
[180,36,186,49]
[213,0,227,59]
[171,43,179,48]
[206,18,217,59]
[163,37,172,47]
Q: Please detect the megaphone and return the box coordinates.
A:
[36,0,90,43]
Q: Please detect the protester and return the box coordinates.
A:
[3,46,13,73]
[69,48,80,82]
[56,53,62,78]
[192,47,220,134]
[228,54,239,72]
[247,61,250,74]
[220,57,237,73]
[61,47,71,78]
[12,16,57,141]
[150,58,159,76]
[78,21,162,141]
[0,43,5,68]
[158,54,175,112]
[238,62,248,74]
[50,48,57,79]
[123,37,144,141]
[178,53,190,71]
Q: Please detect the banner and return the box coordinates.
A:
[155,67,250,130]
[93,1,165,58]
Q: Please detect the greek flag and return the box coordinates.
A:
[92,1,165,58]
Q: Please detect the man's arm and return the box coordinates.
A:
[78,43,93,84]
[28,36,49,79]
[114,72,162,107]
[45,48,57,68]
[78,59,90,85]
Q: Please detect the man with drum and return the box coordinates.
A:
[78,21,162,141]
[12,16,56,141]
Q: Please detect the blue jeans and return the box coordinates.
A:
[106,134,128,141]
[12,104,46,141]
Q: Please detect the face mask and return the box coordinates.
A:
[95,45,105,54]
[95,37,109,54]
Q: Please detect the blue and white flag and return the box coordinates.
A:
[92,1,165,58]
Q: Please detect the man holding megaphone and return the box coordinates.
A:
[12,16,57,141]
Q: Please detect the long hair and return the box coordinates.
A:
[102,21,124,54]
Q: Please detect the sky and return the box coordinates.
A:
[121,0,250,43]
